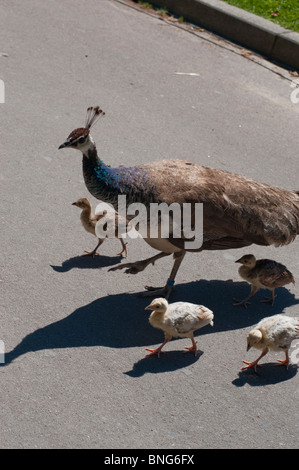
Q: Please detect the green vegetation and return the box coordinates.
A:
[135,0,299,33]
[222,0,299,32]
[137,1,152,7]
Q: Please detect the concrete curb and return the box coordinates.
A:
[151,0,299,70]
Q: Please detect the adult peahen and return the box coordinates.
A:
[59,106,299,298]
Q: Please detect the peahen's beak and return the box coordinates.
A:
[58,140,71,149]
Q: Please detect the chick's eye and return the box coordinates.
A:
[78,137,86,144]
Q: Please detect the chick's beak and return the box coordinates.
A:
[235,258,242,264]
[72,202,77,206]
[145,305,153,311]
[247,344,251,352]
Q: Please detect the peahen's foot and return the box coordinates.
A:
[141,284,173,299]
[109,259,149,274]
[109,252,170,275]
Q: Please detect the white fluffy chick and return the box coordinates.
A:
[242,314,299,371]
[145,298,214,357]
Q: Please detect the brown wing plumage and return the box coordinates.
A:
[253,259,295,288]
[141,160,299,251]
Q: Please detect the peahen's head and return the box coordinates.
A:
[58,106,105,153]
[59,127,93,152]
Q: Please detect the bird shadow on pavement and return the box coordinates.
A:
[124,350,203,377]
[173,278,298,332]
[1,279,297,368]
[50,254,123,272]
[232,363,298,387]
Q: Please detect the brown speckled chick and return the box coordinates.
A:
[234,254,295,308]
[145,298,214,357]
[242,314,299,371]
[72,197,128,257]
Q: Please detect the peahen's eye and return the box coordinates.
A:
[78,137,86,144]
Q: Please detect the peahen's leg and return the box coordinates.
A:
[109,250,186,299]
[143,250,186,298]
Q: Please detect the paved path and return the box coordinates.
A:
[152,0,299,70]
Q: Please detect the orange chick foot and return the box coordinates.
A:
[145,348,164,358]
[242,360,261,372]
[184,343,198,356]
[276,359,289,369]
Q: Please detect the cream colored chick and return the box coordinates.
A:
[145,298,214,357]
[72,198,128,257]
[242,314,299,371]
[234,254,295,307]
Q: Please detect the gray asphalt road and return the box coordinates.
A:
[0,0,298,449]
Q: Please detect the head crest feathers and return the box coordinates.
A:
[85,106,105,129]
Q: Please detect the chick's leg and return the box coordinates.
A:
[260,289,277,306]
[234,286,259,308]
[146,337,170,358]
[276,350,290,369]
[184,335,198,356]
[84,238,104,257]
[242,348,268,372]
[116,237,128,257]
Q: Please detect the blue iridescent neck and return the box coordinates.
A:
[93,159,131,194]
[82,147,127,205]
[82,145,156,207]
